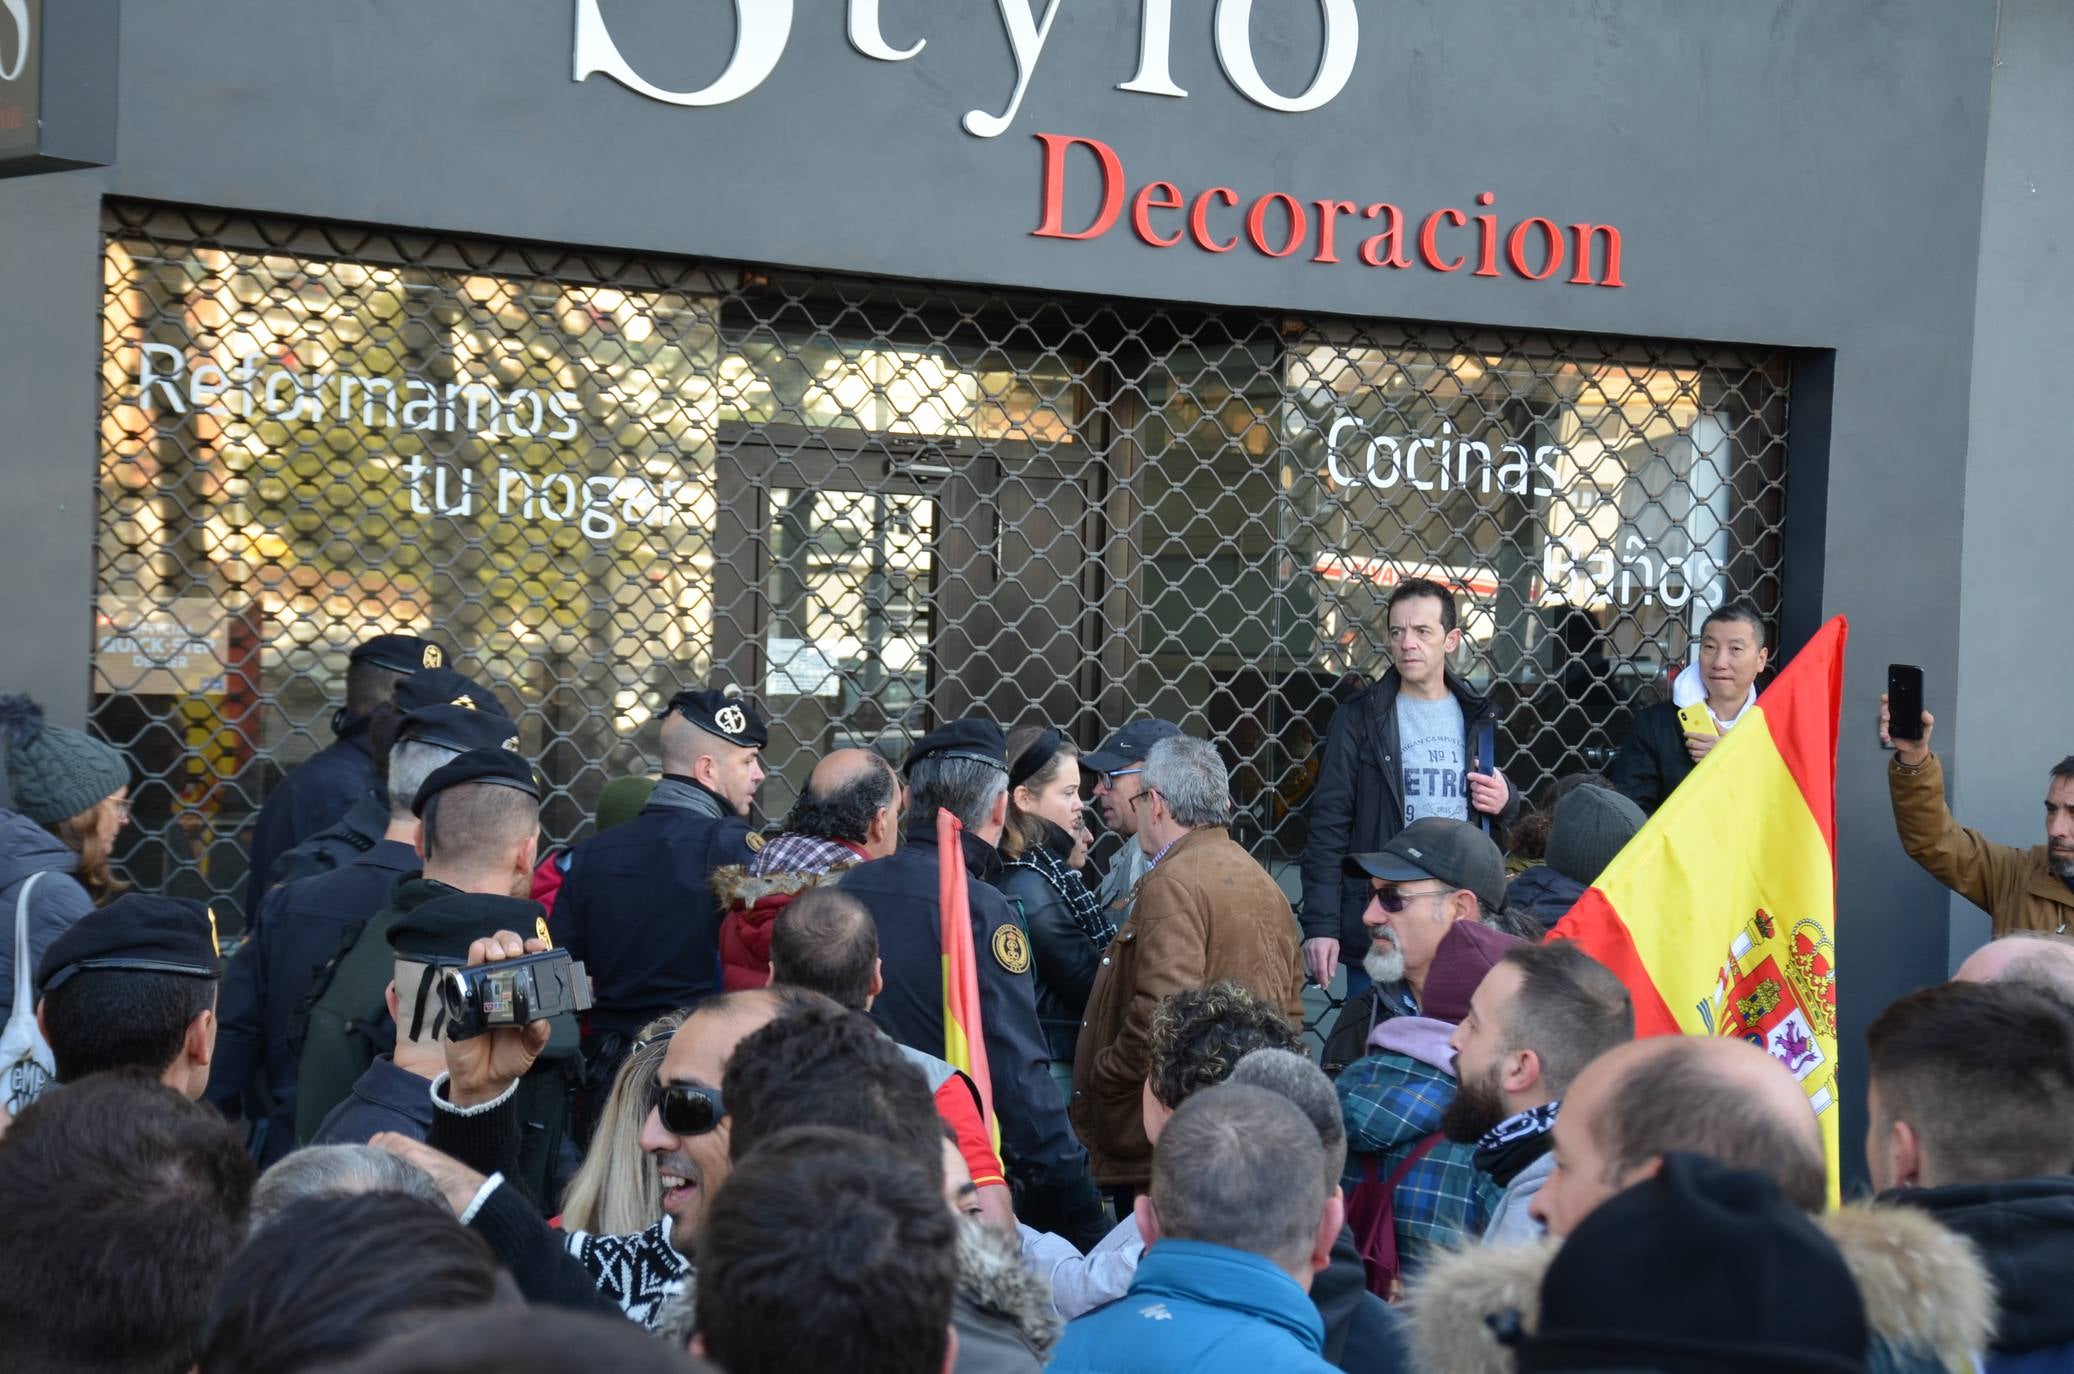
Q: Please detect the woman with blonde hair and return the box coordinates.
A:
[0,695,132,1118]
[996,726,1112,1099]
[559,1007,687,1234]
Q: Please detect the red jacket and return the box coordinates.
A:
[711,854,864,991]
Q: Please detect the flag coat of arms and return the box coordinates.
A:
[1552,617,1846,1192]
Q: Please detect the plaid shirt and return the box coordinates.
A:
[1336,1051,1503,1278]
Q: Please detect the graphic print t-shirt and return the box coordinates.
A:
[1395,693,1468,823]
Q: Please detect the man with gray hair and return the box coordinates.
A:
[1953,929,2074,1004]
[844,718,1108,1250]
[209,681,519,1167]
[1048,1084,1344,1373]
[249,1143,446,1230]
[1072,735,1306,1206]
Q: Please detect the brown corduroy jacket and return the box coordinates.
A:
[1889,751,2074,935]
[1068,825,1306,1188]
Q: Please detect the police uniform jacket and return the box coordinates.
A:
[266,789,392,889]
[207,836,420,1167]
[311,1053,435,1147]
[548,775,755,1040]
[841,822,1098,1230]
[246,713,377,914]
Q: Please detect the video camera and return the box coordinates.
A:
[438,949,593,1041]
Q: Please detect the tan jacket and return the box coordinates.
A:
[1889,752,2074,935]
[1068,826,1306,1188]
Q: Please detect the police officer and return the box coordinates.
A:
[268,667,511,888]
[35,893,224,1098]
[246,633,443,913]
[209,693,519,1165]
[291,746,554,1162]
[549,688,765,1122]
[312,872,557,1150]
[841,719,1109,1251]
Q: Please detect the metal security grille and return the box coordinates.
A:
[94,202,1790,1040]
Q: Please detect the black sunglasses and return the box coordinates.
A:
[1371,884,1449,914]
[653,1082,727,1136]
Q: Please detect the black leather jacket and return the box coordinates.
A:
[996,831,1107,1061]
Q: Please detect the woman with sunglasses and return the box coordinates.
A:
[557,1006,687,1234]
[997,726,1114,1101]
[0,694,134,1120]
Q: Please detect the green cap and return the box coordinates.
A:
[0,695,129,826]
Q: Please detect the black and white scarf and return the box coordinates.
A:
[1474,1101,1561,1187]
[1005,821,1115,949]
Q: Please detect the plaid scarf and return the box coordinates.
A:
[749,832,864,877]
[1005,822,1114,949]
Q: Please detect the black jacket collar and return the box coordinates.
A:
[904,820,1005,883]
[1886,1175,2074,1353]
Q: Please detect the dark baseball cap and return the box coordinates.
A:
[1081,720,1184,774]
[1344,817,1507,912]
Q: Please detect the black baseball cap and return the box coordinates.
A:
[411,747,543,817]
[36,894,223,994]
[668,688,769,749]
[1081,720,1184,774]
[1345,817,1508,912]
[351,634,444,674]
[903,718,1008,778]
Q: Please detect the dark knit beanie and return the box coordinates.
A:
[1519,1153,1867,1373]
[1545,783,1646,887]
[0,695,130,826]
[1419,919,1525,1024]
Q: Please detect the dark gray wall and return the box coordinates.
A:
[1951,0,2074,968]
[0,0,2009,1178]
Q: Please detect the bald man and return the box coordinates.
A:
[1529,1035,1826,1238]
[1953,930,2074,1003]
[715,748,902,991]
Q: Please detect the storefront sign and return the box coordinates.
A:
[0,0,116,177]
[1035,133,1624,286]
[95,598,229,696]
[575,0,1359,139]
[1322,416,1562,495]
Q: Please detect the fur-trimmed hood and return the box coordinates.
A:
[709,863,844,911]
[1405,1204,1995,1374]
[955,1217,1062,1361]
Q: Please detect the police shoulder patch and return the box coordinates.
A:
[745,831,766,852]
[992,922,1032,975]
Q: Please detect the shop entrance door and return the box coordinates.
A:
[713,422,1097,816]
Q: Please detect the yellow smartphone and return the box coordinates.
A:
[1677,703,1717,737]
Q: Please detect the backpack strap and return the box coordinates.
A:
[1347,1131,1446,1302]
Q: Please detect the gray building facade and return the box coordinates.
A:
[1,1,2061,1183]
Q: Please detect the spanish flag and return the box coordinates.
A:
[1553,616,1845,1195]
[938,806,998,1136]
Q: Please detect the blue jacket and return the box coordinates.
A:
[246,715,376,917]
[1890,1176,2074,1373]
[312,1054,435,1147]
[549,777,754,1040]
[843,824,1103,1251]
[1047,1239,1338,1373]
[207,838,419,1165]
[0,811,96,1022]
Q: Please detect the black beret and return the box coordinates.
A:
[388,893,546,963]
[668,688,768,748]
[351,634,445,674]
[397,703,522,755]
[903,718,1008,778]
[391,667,511,718]
[36,893,223,994]
[411,747,542,817]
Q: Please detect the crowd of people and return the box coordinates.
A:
[1,575,2071,1373]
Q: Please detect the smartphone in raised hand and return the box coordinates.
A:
[1887,664,1926,743]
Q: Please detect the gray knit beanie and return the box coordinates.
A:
[0,695,130,825]
[1545,783,1647,887]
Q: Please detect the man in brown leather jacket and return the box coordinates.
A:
[1882,694,2074,935]
[1069,734,1306,1202]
